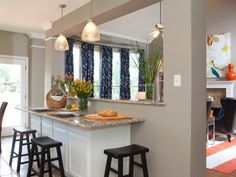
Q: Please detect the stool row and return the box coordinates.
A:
[8,127,149,177]
[9,127,65,177]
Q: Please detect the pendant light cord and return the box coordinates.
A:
[160,0,162,24]
[59,4,66,32]
[90,0,93,19]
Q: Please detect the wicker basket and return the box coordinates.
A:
[46,89,67,109]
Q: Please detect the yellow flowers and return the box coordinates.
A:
[70,80,93,98]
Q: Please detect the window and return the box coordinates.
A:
[129,52,139,100]
[73,45,81,80]
[72,44,141,100]
[112,50,121,99]
[93,48,101,98]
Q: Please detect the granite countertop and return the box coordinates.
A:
[18,107,145,129]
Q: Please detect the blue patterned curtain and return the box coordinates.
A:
[81,42,94,96]
[64,39,74,79]
[138,49,145,91]
[100,46,113,99]
[120,48,130,99]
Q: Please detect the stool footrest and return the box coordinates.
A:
[13,153,29,158]
[110,167,119,174]
[134,161,144,168]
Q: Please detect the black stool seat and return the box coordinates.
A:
[104,144,149,177]
[9,127,39,173]
[32,136,62,148]
[104,144,149,158]
[13,127,37,134]
[27,136,65,177]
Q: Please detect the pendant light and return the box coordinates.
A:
[55,4,69,51]
[81,0,100,42]
[151,1,164,38]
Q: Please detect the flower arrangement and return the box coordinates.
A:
[70,80,93,111]
[70,80,93,98]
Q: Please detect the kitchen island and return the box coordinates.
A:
[18,108,144,177]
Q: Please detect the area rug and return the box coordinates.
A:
[207,138,236,174]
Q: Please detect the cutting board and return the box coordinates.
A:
[85,114,132,120]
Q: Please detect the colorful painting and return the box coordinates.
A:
[207,32,230,78]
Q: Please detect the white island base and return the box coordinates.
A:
[31,114,132,177]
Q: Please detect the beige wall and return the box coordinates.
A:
[0,30,46,107]
[29,38,45,107]
[207,0,236,63]
[90,0,206,176]
[46,0,206,176]
[0,30,29,57]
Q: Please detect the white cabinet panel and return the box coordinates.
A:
[52,122,68,172]
[30,114,41,136]
[68,129,89,177]
[41,117,52,137]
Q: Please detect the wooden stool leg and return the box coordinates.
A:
[118,157,123,177]
[26,134,31,160]
[27,144,35,177]
[32,133,40,167]
[46,149,53,177]
[9,131,17,166]
[0,131,2,154]
[129,155,134,177]
[141,153,149,177]
[16,133,24,173]
[39,148,45,177]
[56,146,65,177]
[104,156,112,177]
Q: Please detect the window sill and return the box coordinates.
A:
[89,98,166,106]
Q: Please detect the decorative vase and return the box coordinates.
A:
[145,83,154,101]
[78,97,88,111]
[226,63,236,80]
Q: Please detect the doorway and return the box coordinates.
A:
[0,55,28,136]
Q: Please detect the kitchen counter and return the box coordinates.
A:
[17,107,144,177]
[18,107,144,129]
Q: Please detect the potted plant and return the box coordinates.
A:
[133,35,163,100]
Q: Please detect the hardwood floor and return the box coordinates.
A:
[1,137,236,177]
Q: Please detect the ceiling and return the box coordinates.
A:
[99,2,161,43]
[0,0,89,38]
[0,0,161,41]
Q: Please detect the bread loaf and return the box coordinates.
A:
[97,109,118,117]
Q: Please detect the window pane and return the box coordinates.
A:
[94,49,101,98]
[73,45,81,80]
[129,52,139,100]
[112,51,121,99]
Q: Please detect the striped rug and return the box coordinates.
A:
[207,138,236,174]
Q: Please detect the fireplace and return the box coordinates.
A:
[207,80,235,108]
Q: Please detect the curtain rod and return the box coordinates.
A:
[70,38,145,50]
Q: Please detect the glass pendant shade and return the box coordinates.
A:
[81,19,100,42]
[55,33,69,51]
[153,29,160,38]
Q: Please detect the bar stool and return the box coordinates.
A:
[104,144,149,177]
[27,136,65,177]
[9,127,40,173]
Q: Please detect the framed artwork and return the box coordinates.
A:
[206,32,230,78]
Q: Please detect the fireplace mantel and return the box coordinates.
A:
[207,79,236,97]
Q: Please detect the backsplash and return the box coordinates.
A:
[207,88,226,108]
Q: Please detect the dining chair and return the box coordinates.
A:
[0,102,8,153]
